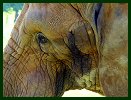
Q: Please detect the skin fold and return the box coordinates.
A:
[3,3,128,97]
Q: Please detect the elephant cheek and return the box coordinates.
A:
[67,21,99,75]
[69,21,97,54]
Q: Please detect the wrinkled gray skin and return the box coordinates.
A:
[3,3,128,97]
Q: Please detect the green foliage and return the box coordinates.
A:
[3,3,24,22]
[3,3,24,13]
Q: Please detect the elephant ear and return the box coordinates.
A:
[96,4,128,96]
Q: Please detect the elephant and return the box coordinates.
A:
[3,3,128,97]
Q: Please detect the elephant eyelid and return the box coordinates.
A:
[37,32,48,44]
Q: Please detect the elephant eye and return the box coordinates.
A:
[37,32,48,44]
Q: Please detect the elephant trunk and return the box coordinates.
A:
[3,44,68,96]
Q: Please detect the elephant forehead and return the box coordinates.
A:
[24,3,82,39]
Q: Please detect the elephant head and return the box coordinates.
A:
[3,3,128,97]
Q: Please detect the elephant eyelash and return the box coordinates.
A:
[37,32,48,44]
